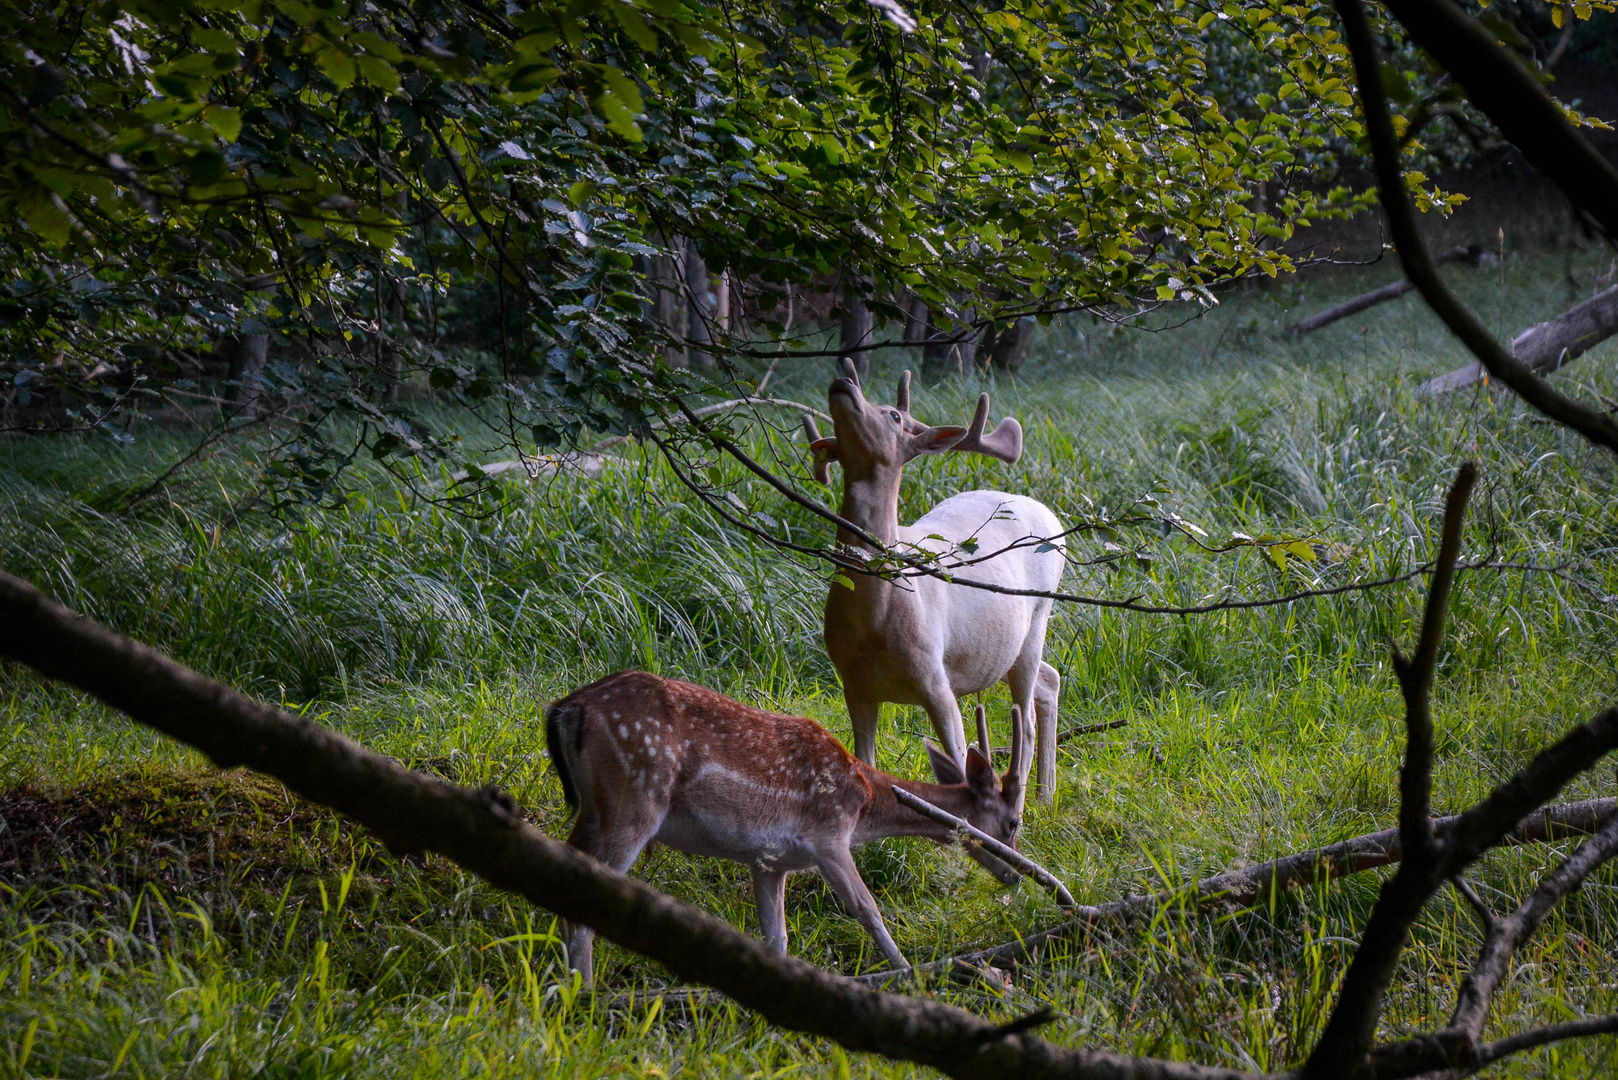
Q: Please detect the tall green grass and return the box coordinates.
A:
[4,243,1618,1077]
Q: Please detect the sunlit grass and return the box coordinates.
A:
[4,243,1618,1077]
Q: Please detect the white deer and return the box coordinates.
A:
[805,361,1066,803]
[546,671,1025,982]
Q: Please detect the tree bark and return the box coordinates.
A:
[904,295,930,345]
[686,239,713,368]
[648,239,687,369]
[224,333,268,414]
[1416,284,1618,395]
[986,318,1035,375]
[921,306,954,376]
[839,274,873,380]
[378,275,405,401]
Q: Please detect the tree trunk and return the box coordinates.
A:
[224,334,269,414]
[952,308,979,372]
[838,274,873,380]
[904,295,929,345]
[648,240,687,369]
[685,239,712,368]
[715,270,731,336]
[378,275,405,400]
[921,306,955,377]
[986,317,1035,375]
[1417,284,1618,395]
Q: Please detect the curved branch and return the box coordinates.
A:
[1351,0,1618,454]
[1377,0,1618,239]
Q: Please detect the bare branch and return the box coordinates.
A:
[859,798,1616,981]
[1303,447,1467,1074]
[1476,1014,1618,1068]
[1447,805,1618,1039]
[1395,463,1477,856]
[891,786,1077,911]
[1343,0,1618,454]
[1448,876,1494,934]
[1370,1012,1618,1079]
[1282,245,1481,337]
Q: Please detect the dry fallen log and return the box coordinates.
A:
[1416,284,1618,395]
[1282,245,1482,337]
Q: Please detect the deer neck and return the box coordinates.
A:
[836,466,902,549]
[852,766,976,845]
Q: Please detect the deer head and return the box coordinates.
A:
[921,704,1028,844]
[802,359,1023,487]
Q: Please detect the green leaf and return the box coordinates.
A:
[19,187,71,246]
[355,55,400,93]
[204,105,242,142]
[316,46,357,90]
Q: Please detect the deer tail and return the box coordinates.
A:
[544,701,583,811]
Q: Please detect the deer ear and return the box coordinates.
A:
[808,436,839,485]
[924,740,965,786]
[964,746,997,793]
[904,425,967,460]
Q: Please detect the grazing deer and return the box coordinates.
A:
[805,362,1067,802]
[545,670,1025,983]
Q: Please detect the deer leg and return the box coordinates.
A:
[846,691,882,767]
[814,849,909,971]
[1004,657,1038,787]
[1034,661,1061,803]
[917,678,967,773]
[918,678,1020,883]
[752,868,789,954]
[562,810,659,986]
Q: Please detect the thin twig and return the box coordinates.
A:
[1448,876,1494,933]
[890,786,1077,911]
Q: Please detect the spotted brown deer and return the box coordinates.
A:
[545,670,1025,982]
[805,362,1067,802]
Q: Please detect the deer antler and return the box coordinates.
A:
[974,703,991,761]
[1005,704,1026,795]
[950,394,1023,464]
[803,415,834,485]
[839,356,861,388]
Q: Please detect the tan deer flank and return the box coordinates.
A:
[545,670,1024,983]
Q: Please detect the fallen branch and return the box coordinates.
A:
[854,795,1617,983]
[1282,245,1482,337]
[1346,0,1618,455]
[448,396,831,483]
[1058,718,1129,743]
[891,786,1077,911]
[1417,284,1618,395]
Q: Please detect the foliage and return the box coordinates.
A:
[0,0,1396,504]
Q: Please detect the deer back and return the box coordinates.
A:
[547,672,874,843]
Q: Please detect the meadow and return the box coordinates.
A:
[4,237,1618,1078]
